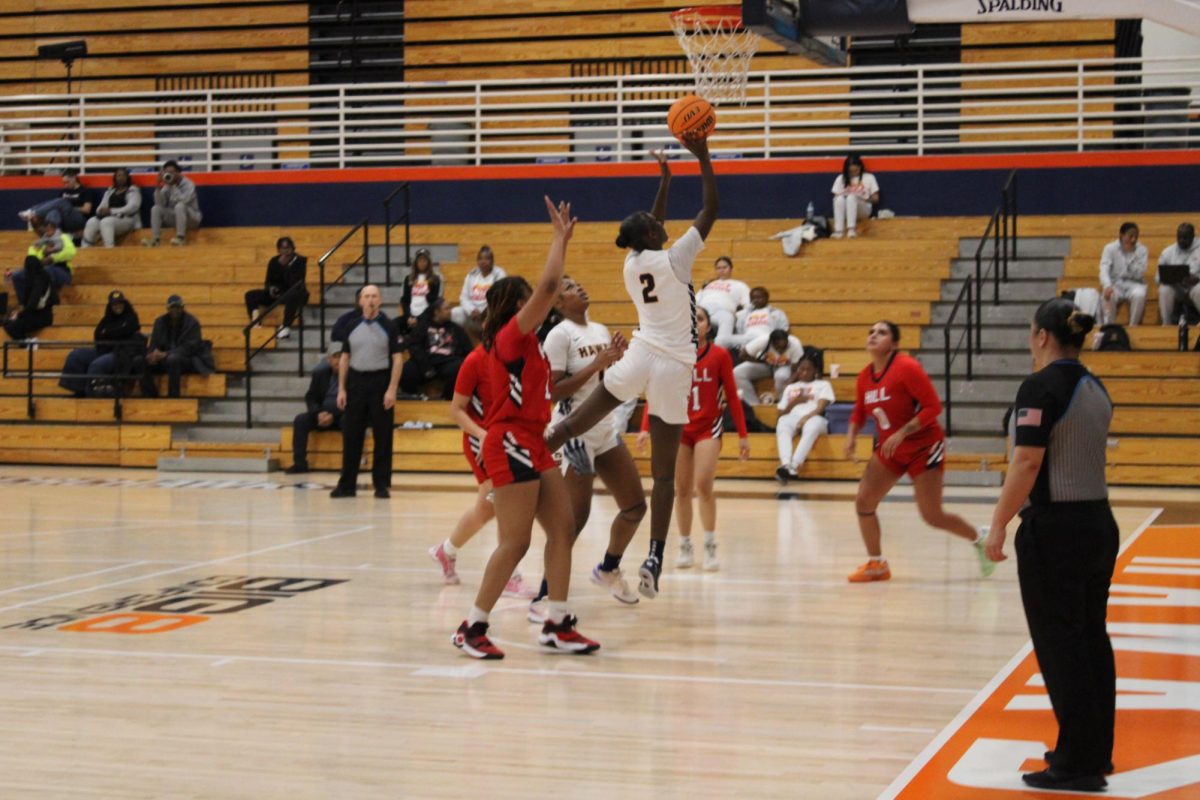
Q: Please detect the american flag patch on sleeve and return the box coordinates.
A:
[1016,408,1043,427]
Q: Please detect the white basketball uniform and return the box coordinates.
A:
[545,317,623,475]
[603,225,705,425]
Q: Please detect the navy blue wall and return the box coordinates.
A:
[4,161,1197,230]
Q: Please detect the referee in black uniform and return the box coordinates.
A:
[332,284,402,499]
[983,297,1117,794]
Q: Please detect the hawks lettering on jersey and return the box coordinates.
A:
[544,317,613,418]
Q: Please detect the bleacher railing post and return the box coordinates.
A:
[966,280,974,383]
[404,184,411,270]
[319,257,328,353]
[244,327,253,429]
[25,342,34,419]
[384,197,392,285]
[943,327,952,436]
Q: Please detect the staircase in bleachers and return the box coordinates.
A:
[1,215,1197,486]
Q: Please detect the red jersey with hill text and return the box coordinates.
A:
[483,317,552,431]
[850,352,942,447]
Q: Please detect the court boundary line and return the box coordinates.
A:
[0,562,148,598]
[875,506,1164,800]
[0,524,375,616]
[0,643,979,698]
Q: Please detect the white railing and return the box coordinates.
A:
[0,54,1196,173]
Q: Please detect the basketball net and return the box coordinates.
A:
[670,6,760,106]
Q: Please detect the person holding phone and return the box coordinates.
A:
[144,160,202,247]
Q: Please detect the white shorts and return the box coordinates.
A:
[602,339,693,426]
[554,410,622,476]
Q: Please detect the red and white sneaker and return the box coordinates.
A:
[428,543,460,585]
[538,615,600,654]
[452,620,504,659]
[502,572,536,599]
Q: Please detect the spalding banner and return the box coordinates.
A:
[906,0,1200,33]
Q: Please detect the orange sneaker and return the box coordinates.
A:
[848,559,891,583]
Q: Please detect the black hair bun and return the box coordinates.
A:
[1067,310,1095,336]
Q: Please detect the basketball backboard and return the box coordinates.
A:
[741,0,914,65]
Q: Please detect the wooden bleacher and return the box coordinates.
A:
[1,214,1197,486]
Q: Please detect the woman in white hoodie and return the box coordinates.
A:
[82,168,142,248]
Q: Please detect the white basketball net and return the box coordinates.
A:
[670,7,760,106]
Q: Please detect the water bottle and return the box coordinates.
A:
[805,201,815,221]
[1180,315,1189,352]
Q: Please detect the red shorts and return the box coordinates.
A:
[680,415,724,449]
[462,433,488,484]
[481,422,557,489]
[875,427,946,478]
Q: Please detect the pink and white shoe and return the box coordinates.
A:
[502,572,536,599]
[428,543,460,585]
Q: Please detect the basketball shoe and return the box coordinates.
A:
[638,555,662,599]
[538,615,600,654]
[428,542,459,585]
[590,564,639,604]
[848,558,891,583]
[676,538,694,569]
[452,621,504,659]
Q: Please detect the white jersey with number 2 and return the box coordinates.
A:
[623,225,705,366]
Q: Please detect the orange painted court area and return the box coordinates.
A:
[884,523,1200,799]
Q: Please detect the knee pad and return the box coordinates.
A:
[618,500,647,524]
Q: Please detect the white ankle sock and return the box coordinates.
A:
[870,555,886,564]
[442,539,458,557]
[973,528,986,545]
[704,531,716,546]
[467,606,489,626]
[547,601,570,625]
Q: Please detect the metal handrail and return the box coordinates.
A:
[1,338,172,421]
[383,182,411,286]
[942,170,1018,436]
[241,282,309,429]
[317,218,370,354]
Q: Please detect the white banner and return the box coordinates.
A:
[907,0,1200,35]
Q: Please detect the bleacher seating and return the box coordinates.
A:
[1,213,1197,486]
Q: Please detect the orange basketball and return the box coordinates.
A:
[668,94,716,141]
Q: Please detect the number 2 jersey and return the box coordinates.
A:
[849,351,943,448]
[623,225,705,365]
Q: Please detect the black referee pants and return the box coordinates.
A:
[337,368,394,493]
[1015,501,1119,776]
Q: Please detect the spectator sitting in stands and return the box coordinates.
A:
[245,236,308,340]
[60,289,141,397]
[2,252,57,341]
[830,154,879,240]
[6,219,77,305]
[697,255,750,350]
[285,342,344,475]
[81,167,142,248]
[1099,221,1148,326]
[143,160,201,247]
[17,168,95,237]
[773,354,835,484]
[140,294,213,398]
[451,245,506,339]
[734,328,804,405]
[1156,222,1200,325]
[397,248,442,337]
[725,286,789,352]
[400,298,472,400]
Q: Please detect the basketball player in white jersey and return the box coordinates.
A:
[545,135,718,599]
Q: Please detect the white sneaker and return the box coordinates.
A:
[703,541,720,572]
[831,230,844,239]
[590,564,639,605]
[527,598,548,624]
[847,228,858,239]
[276,326,291,340]
[676,538,694,569]
[17,210,32,222]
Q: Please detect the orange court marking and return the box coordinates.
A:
[882,517,1200,799]
[59,612,209,635]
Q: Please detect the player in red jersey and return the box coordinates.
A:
[451,197,599,660]
[844,320,993,582]
[427,345,533,598]
[638,308,748,573]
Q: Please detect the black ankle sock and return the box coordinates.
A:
[534,577,549,602]
[600,552,622,572]
[648,539,665,563]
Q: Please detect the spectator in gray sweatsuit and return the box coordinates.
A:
[144,160,201,247]
[718,286,790,351]
[82,167,142,248]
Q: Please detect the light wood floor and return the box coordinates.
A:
[0,466,1168,799]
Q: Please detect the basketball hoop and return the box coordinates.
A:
[669,5,760,106]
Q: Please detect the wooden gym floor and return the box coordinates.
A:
[0,466,1190,799]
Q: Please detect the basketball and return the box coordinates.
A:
[668,93,716,141]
